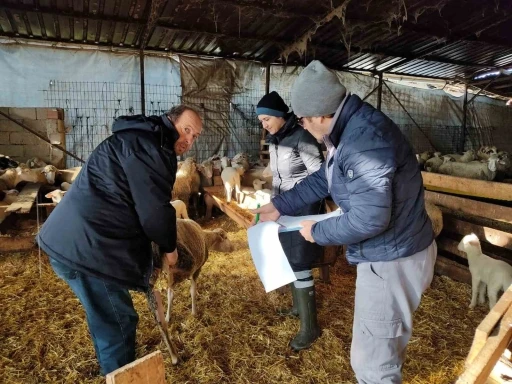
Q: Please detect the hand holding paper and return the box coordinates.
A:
[299,220,317,243]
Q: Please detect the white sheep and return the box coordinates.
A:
[476,146,497,161]
[0,165,58,189]
[252,179,266,191]
[416,151,433,167]
[196,159,213,187]
[221,165,244,203]
[172,157,196,208]
[424,155,454,173]
[151,218,234,364]
[220,156,231,170]
[425,201,443,238]
[26,157,47,169]
[171,199,189,219]
[438,154,500,181]
[45,189,67,204]
[254,188,272,204]
[0,189,19,205]
[446,149,476,163]
[458,233,512,310]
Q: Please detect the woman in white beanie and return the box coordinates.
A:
[256,91,325,351]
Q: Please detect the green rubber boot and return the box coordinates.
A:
[277,284,299,318]
[289,285,321,351]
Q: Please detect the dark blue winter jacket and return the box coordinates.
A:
[272,95,434,264]
[37,114,179,291]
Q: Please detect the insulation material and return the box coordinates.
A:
[179,56,264,162]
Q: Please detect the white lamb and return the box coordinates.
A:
[220,156,231,170]
[45,189,67,204]
[171,200,189,219]
[151,219,234,364]
[0,189,19,205]
[231,152,250,172]
[438,154,500,181]
[0,165,58,189]
[172,158,196,208]
[221,165,244,203]
[196,159,213,187]
[255,188,272,204]
[458,233,512,310]
[476,146,497,161]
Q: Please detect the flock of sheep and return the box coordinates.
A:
[417,145,511,182]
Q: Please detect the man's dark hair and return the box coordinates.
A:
[166,104,201,123]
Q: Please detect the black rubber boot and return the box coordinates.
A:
[289,285,321,351]
[277,283,299,318]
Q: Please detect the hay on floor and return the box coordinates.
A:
[0,214,488,384]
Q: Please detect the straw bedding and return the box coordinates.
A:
[0,215,487,383]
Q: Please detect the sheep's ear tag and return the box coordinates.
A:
[347,170,354,179]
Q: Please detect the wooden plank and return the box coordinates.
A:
[425,191,512,224]
[435,254,471,285]
[466,286,512,366]
[0,236,36,252]
[443,216,512,251]
[422,172,512,201]
[105,350,165,384]
[6,183,42,214]
[457,304,512,384]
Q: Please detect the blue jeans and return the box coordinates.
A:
[49,257,139,375]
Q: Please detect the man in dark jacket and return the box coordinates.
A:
[253,61,436,383]
[37,105,202,375]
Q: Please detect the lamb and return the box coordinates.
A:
[425,201,443,238]
[151,218,234,364]
[445,149,476,163]
[438,154,500,181]
[171,199,189,219]
[255,188,272,204]
[416,151,433,167]
[221,165,244,203]
[172,157,196,208]
[0,189,19,205]
[45,189,67,204]
[252,179,266,191]
[457,233,512,310]
[220,156,231,170]
[476,146,497,161]
[424,155,454,173]
[231,152,250,172]
[26,157,47,168]
[196,159,213,187]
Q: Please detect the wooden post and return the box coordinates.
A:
[461,83,468,153]
[105,350,166,384]
[377,72,383,111]
[140,49,146,115]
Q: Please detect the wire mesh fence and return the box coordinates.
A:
[44,81,263,167]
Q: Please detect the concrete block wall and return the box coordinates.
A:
[0,107,66,168]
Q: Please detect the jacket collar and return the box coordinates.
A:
[160,114,180,152]
[328,94,363,147]
[265,114,297,145]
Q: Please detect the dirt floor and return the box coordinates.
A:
[0,214,488,384]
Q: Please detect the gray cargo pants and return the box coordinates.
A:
[350,240,437,383]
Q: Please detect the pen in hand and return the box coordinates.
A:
[255,203,260,224]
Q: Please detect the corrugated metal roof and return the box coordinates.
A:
[0,0,511,96]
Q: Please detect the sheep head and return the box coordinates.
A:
[209,228,234,253]
[41,165,59,185]
[487,154,499,172]
[197,160,213,179]
[253,179,265,190]
[457,233,482,255]
[45,189,67,203]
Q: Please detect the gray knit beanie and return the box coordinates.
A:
[291,60,347,117]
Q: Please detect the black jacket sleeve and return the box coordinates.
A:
[123,147,177,253]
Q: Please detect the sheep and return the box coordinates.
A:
[221,165,245,203]
[17,165,60,185]
[171,199,189,219]
[0,189,19,205]
[416,151,433,167]
[425,201,443,238]
[424,155,455,173]
[172,157,196,208]
[253,179,266,191]
[231,153,250,172]
[0,155,18,170]
[438,154,501,181]
[45,189,67,204]
[151,218,234,364]
[262,164,272,178]
[196,159,213,187]
[220,156,231,170]
[458,233,512,310]
[26,157,47,169]
[476,146,497,161]
[445,149,476,163]
[254,188,272,204]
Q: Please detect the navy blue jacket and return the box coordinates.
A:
[272,95,434,264]
[38,114,179,291]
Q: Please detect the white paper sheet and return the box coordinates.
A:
[247,221,297,292]
[276,210,343,232]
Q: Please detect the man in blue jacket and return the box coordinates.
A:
[37,105,202,375]
[253,61,437,383]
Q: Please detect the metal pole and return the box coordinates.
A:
[140,49,146,115]
[265,62,271,95]
[467,74,500,106]
[362,84,380,102]
[462,84,468,152]
[0,110,85,163]
[377,72,383,111]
